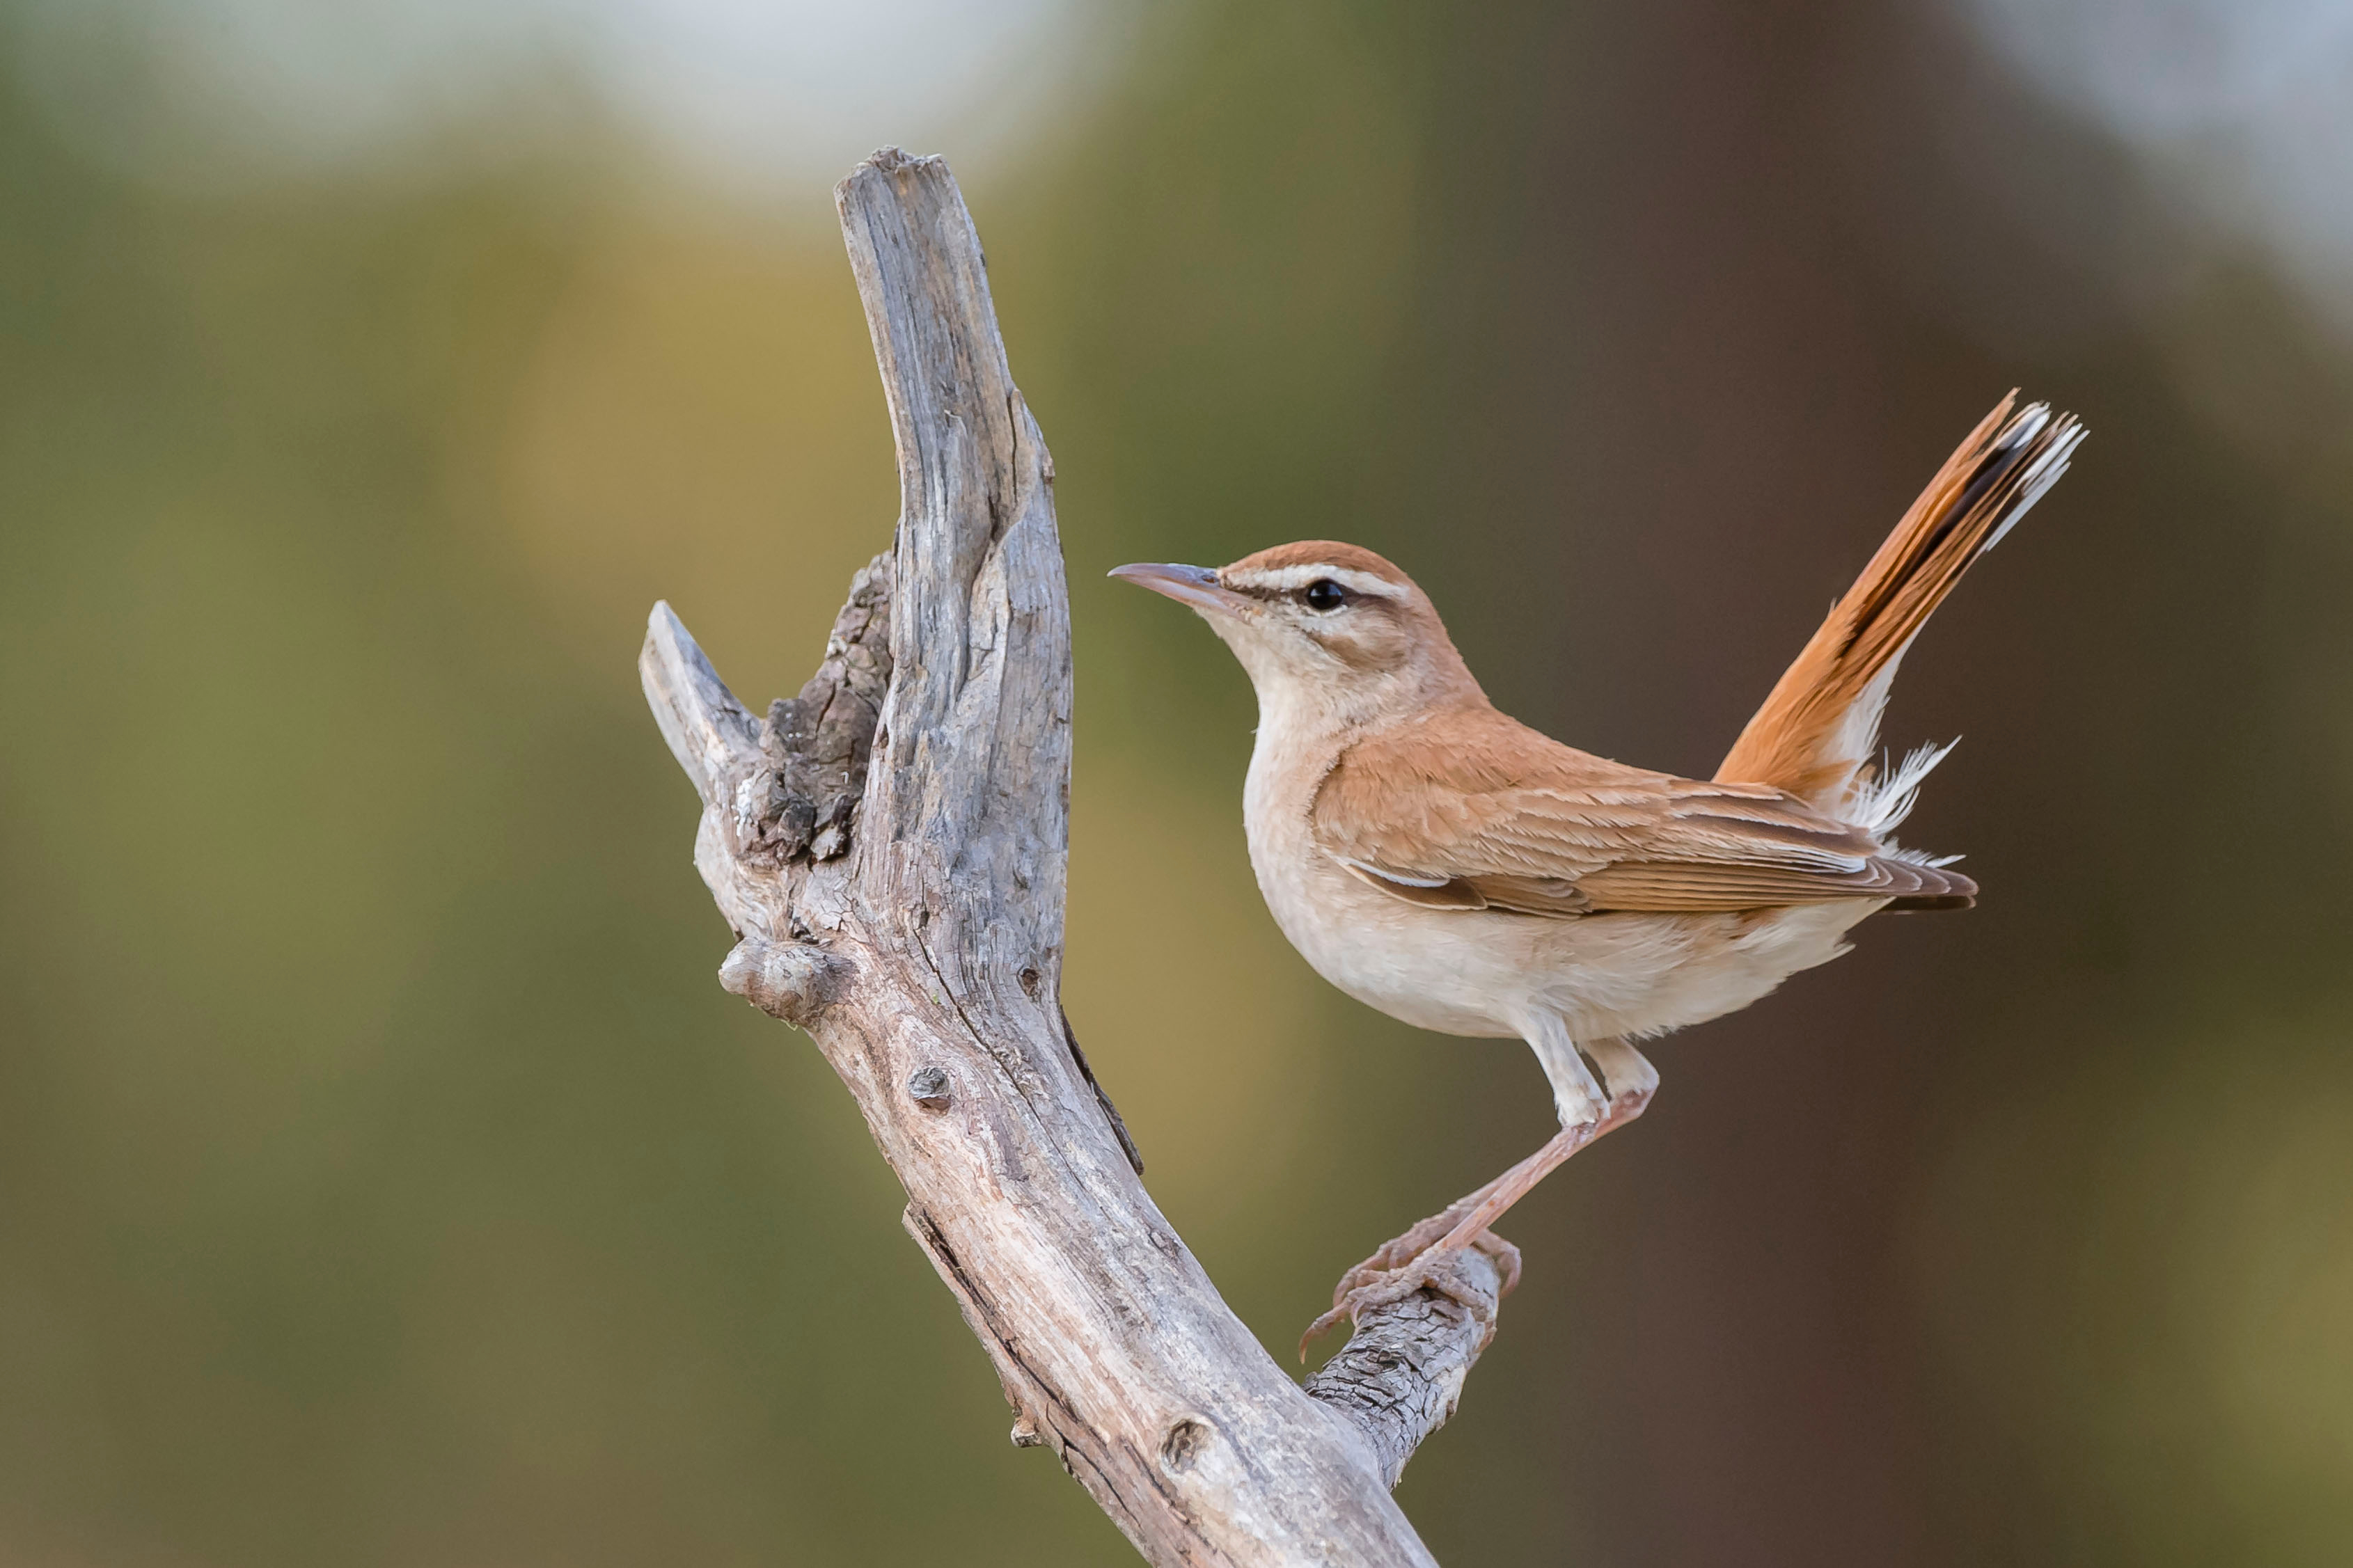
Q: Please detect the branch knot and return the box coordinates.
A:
[718,936,851,1026]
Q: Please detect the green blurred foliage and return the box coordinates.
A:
[3,1,2352,1565]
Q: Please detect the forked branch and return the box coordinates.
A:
[638,148,1506,1565]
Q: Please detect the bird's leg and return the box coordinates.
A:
[1426,1033,1658,1254]
[1300,1031,1656,1355]
[1580,1036,1659,1123]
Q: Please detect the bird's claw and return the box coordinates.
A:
[1297,1223,1520,1360]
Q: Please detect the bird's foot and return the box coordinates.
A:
[1296,1085,1652,1359]
[1331,1204,1525,1301]
[1297,1215,1520,1359]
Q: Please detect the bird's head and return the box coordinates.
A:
[1112,541,1484,728]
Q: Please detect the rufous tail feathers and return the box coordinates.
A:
[1715,392,2084,816]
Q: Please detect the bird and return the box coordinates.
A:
[1110,392,2084,1350]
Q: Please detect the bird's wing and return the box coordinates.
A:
[1311,708,1976,915]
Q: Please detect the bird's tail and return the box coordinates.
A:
[1715,392,2084,814]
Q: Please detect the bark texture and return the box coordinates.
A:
[639,148,1505,1565]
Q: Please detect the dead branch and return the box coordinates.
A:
[639,148,1506,1565]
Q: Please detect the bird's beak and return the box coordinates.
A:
[1108,562,1252,619]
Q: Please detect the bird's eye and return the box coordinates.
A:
[1301,578,1348,612]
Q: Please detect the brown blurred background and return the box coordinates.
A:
[4,0,2352,1563]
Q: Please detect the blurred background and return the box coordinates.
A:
[3,0,2352,1563]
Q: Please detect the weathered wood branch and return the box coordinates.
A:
[1303,1249,1506,1490]
[639,148,1504,1565]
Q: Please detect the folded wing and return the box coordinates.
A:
[1312,708,1976,915]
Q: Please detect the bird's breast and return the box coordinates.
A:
[1241,730,1527,1038]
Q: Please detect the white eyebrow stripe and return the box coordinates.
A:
[1222,564,1407,599]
